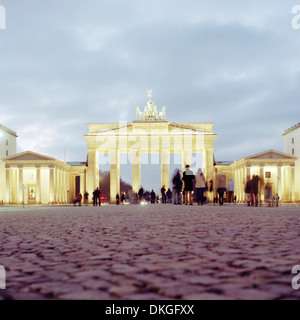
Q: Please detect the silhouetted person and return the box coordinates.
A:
[93,187,101,206]
[216,174,226,206]
[74,193,82,206]
[245,179,252,206]
[121,193,125,204]
[150,190,156,204]
[116,193,120,205]
[161,185,166,203]
[274,194,280,207]
[227,177,234,204]
[195,168,206,205]
[172,169,182,205]
[182,165,195,205]
[138,187,144,203]
[166,188,172,203]
[84,191,89,206]
[251,175,259,207]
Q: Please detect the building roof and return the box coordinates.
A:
[66,161,87,167]
[0,124,18,137]
[2,151,70,168]
[215,161,234,166]
[283,123,300,136]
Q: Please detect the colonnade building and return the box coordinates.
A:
[0,95,299,205]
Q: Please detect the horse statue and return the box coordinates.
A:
[136,106,143,120]
[158,106,166,120]
[153,105,158,120]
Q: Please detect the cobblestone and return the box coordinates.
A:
[0,204,300,300]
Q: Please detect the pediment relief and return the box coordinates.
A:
[246,150,296,161]
[3,151,55,162]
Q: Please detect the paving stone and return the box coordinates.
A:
[0,204,300,300]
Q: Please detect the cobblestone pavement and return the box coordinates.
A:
[0,204,300,300]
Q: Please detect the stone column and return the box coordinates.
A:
[110,149,120,203]
[246,166,251,181]
[80,173,85,196]
[18,166,23,204]
[290,166,295,202]
[86,148,99,200]
[6,168,10,204]
[260,167,264,204]
[203,148,214,202]
[277,166,282,200]
[49,167,54,203]
[161,148,170,190]
[132,149,141,194]
[36,166,41,204]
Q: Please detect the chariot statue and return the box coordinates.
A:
[136,90,166,121]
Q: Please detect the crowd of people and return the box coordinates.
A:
[73,166,280,207]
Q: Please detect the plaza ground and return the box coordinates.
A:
[0,203,300,300]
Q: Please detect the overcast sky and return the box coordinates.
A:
[0,0,299,191]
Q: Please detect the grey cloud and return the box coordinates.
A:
[0,0,299,186]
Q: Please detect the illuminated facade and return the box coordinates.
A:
[85,92,217,203]
[0,99,299,205]
[2,151,86,204]
[0,125,17,203]
[283,123,300,200]
[215,150,298,203]
[85,122,217,203]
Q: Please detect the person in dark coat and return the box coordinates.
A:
[166,188,172,203]
[84,191,89,206]
[251,175,259,207]
[121,193,125,204]
[172,169,182,205]
[150,190,156,204]
[138,187,144,203]
[116,193,120,205]
[216,174,226,206]
[93,187,101,206]
[182,165,195,205]
[161,185,166,203]
[245,179,252,207]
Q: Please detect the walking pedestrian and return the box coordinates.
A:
[161,185,166,204]
[273,194,280,207]
[74,193,82,206]
[84,191,89,206]
[182,165,195,205]
[227,177,234,204]
[116,193,120,205]
[150,190,156,204]
[93,187,101,206]
[166,188,172,203]
[121,193,125,204]
[245,178,252,207]
[216,174,226,206]
[172,169,182,205]
[138,187,144,203]
[251,175,259,207]
[195,168,206,205]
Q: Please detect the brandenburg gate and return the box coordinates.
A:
[84,91,218,202]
